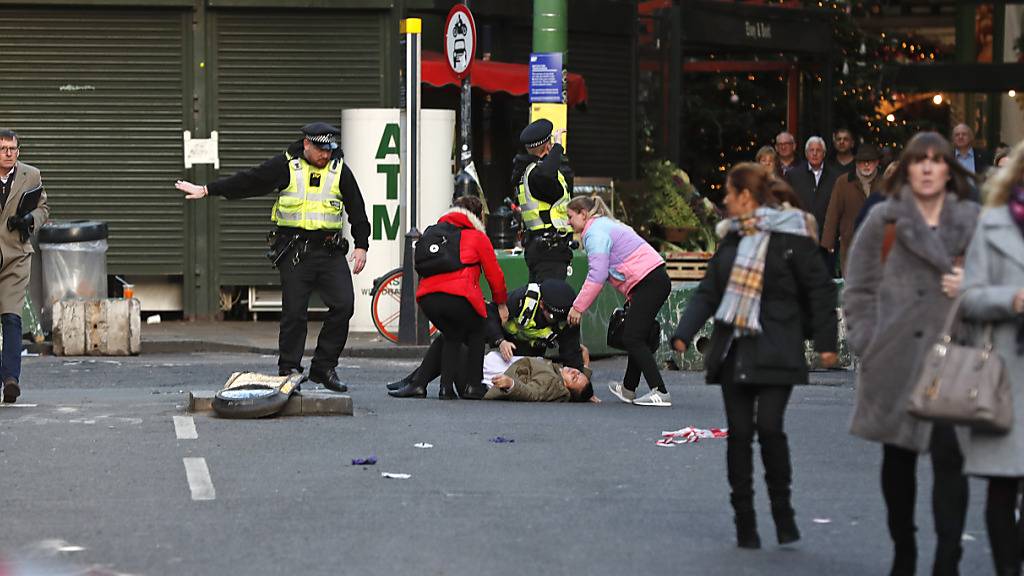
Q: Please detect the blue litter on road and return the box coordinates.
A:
[352,455,377,465]
[489,436,515,444]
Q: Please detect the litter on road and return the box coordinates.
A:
[489,436,515,444]
[352,455,377,465]
[413,443,433,449]
[656,426,728,446]
[381,472,411,479]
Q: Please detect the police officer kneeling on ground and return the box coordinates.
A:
[512,119,575,282]
[175,122,370,392]
[386,278,586,394]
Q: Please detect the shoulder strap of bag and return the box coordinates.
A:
[936,293,966,345]
[880,222,897,263]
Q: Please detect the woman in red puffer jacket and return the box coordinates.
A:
[397,196,508,400]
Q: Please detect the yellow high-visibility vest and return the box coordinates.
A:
[517,162,571,233]
[271,153,345,230]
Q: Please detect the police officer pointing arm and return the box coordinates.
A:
[511,119,575,282]
[174,122,370,392]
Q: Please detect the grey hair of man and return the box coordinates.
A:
[804,135,827,154]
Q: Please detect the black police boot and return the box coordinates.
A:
[438,380,458,400]
[386,369,416,391]
[388,382,427,398]
[310,368,348,393]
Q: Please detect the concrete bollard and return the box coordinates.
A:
[53,299,141,356]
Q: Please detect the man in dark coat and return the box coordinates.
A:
[786,136,842,271]
[785,136,842,235]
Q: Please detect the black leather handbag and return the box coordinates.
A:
[607,302,661,352]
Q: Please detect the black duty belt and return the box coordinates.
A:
[266,228,349,268]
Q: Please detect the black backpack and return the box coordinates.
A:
[415,222,465,277]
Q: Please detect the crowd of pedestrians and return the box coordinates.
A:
[394,120,1023,575]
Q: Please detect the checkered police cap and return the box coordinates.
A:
[301,122,340,150]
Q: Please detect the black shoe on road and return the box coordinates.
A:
[2,378,20,404]
[386,371,416,391]
[310,369,348,393]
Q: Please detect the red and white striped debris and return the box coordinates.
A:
[656,426,728,446]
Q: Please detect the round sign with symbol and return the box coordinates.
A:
[444,4,476,79]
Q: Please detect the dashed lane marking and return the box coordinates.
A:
[173,415,198,440]
[0,404,38,408]
[183,457,215,501]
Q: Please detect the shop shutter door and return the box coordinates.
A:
[213,10,387,286]
[0,8,188,275]
[567,31,634,180]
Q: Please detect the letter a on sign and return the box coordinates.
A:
[444,4,476,79]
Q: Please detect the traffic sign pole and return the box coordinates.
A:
[398,17,429,346]
[445,3,480,203]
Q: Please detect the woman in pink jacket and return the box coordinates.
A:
[566,196,671,406]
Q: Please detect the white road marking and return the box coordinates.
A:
[173,415,198,440]
[183,457,215,501]
[0,404,38,408]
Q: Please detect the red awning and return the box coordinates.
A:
[421,51,588,108]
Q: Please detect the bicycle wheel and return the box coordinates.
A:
[369,268,436,344]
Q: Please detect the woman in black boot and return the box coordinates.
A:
[845,132,979,576]
[672,164,838,549]
[390,195,508,400]
[961,140,1024,576]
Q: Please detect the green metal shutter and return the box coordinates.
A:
[0,8,189,275]
[212,9,388,286]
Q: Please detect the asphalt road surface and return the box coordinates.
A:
[0,353,995,576]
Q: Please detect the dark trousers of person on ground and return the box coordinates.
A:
[0,313,21,382]
[524,236,572,283]
[417,293,485,398]
[718,349,798,546]
[277,248,354,376]
[621,265,670,394]
[983,477,1023,575]
[881,424,968,576]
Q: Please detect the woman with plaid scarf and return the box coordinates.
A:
[672,163,839,550]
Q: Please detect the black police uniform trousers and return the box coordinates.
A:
[277,244,354,376]
[524,232,573,283]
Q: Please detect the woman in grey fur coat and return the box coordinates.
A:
[961,139,1024,576]
[844,132,979,576]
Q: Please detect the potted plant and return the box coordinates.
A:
[634,160,721,253]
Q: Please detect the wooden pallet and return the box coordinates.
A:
[663,251,712,281]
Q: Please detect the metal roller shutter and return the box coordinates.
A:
[567,31,634,180]
[213,9,388,286]
[0,8,188,275]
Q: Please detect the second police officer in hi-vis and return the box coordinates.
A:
[175,122,370,392]
[512,119,575,282]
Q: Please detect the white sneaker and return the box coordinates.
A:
[607,382,636,404]
[633,388,672,407]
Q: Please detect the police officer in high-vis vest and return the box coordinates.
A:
[175,122,370,392]
[511,119,574,282]
[484,278,583,370]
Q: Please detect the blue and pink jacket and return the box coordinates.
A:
[572,216,665,312]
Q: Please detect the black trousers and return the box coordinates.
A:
[984,476,1023,575]
[277,248,354,375]
[622,265,671,393]
[881,425,968,576]
[719,352,795,515]
[524,235,572,283]
[418,293,485,391]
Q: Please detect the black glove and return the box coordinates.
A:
[7,214,33,242]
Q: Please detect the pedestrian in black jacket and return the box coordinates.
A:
[672,163,839,550]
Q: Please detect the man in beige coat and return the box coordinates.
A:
[820,144,882,276]
[0,129,49,403]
